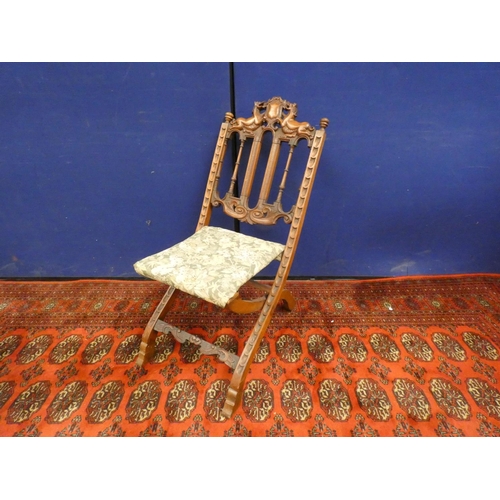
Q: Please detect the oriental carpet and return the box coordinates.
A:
[1,274,500,437]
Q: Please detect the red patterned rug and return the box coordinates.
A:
[1,274,500,437]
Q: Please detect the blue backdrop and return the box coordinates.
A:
[1,62,499,278]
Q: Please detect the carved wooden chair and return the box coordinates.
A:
[134,96,328,418]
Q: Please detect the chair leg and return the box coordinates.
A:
[279,289,296,311]
[222,286,284,418]
[246,280,297,312]
[225,293,267,314]
[137,286,178,367]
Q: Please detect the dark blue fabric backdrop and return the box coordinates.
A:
[1,62,499,277]
[234,63,500,277]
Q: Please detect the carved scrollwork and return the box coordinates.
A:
[212,192,294,225]
[155,320,239,370]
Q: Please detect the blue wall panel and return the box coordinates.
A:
[0,63,229,277]
[234,63,500,277]
[1,63,499,278]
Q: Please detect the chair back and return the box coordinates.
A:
[197,96,328,231]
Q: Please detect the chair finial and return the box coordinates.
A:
[225,112,234,122]
[320,118,329,129]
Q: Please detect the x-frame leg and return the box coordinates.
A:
[136,286,179,367]
[136,280,296,418]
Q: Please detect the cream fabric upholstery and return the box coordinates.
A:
[134,226,285,308]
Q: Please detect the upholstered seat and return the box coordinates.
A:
[134,226,284,308]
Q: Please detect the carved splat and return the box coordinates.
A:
[210,97,322,226]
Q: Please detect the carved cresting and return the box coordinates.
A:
[210,97,317,226]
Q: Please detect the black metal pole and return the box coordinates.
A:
[229,62,240,233]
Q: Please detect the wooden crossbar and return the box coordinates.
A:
[155,319,240,370]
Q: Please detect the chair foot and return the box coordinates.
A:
[136,327,158,367]
[222,386,241,419]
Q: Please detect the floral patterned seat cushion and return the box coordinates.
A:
[133,226,285,308]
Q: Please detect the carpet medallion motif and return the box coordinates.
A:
[1,275,500,436]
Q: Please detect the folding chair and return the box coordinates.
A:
[134,96,328,417]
